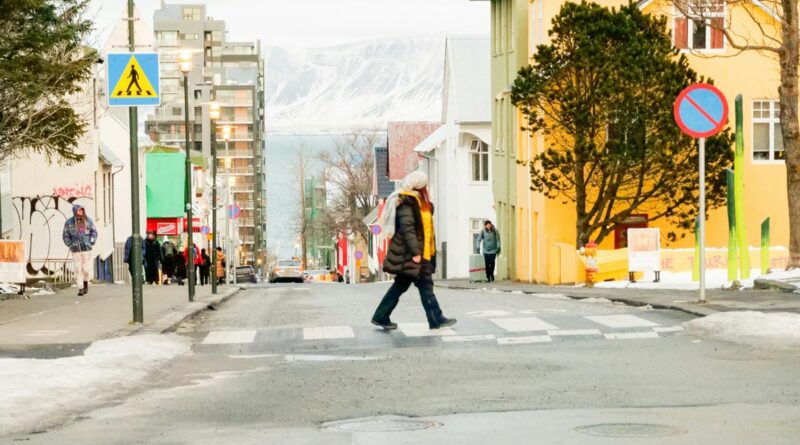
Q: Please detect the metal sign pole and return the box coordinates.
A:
[127,0,144,323]
[699,137,706,303]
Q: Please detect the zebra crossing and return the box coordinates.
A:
[196,311,686,351]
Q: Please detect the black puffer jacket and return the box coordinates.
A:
[383,195,434,278]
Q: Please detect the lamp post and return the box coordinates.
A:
[222,125,232,284]
[209,101,220,295]
[179,50,195,301]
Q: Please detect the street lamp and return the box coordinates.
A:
[180,50,195,301]
[222,125,232,284]
[209,101,220,295]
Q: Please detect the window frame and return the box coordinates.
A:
[752,99,785,163]
[672,1,726,53]
[469,138,490,183]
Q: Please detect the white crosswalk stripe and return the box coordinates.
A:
[604,332,660,340]
[497,335,552,345]
[586,314,660,329]
[202,330,257,345]
[547,329,603,337]
[653,326,684,333]
[490,317,559,333]
[398,323,457,337]
[442,334,496,343]
[303,326,355,340]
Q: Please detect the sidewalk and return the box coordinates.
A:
[0,282,241,350]
[438,279,800,317]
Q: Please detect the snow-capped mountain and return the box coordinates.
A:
[265,38,445,133]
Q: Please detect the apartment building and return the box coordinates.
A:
[145,3,267,270]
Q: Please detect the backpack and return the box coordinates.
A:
[163,241,176,258]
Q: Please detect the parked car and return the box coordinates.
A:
[304,269,332,283]
[235,265,259,284]
[270,260,304,283]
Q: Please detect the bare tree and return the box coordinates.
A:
[292,144,309,269]
[669,0,800,266]
[319,130,383,243]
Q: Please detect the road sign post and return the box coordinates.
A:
[674,83,729,303]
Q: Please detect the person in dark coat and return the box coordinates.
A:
[371,171,456,330]
[143,231,162,284]
[161,237,178,284]
[199,248,211,286]
[174,251,187,286]
[123,235,145,283]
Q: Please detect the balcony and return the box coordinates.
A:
[218,150,254,158]
[228,166,254,175]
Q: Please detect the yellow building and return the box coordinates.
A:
[494,0,790,283]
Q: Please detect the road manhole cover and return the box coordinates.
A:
[323,416,441,433]
[576,423,686,438]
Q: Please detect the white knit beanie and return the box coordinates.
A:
[380,170,429,238]
[401,170,428,191]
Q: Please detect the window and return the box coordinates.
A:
[183,7,201,21]
[674,0,724,50]
[158,31,178,46]
[470,219,484,252]
[753,100,785,161]
[181,33,199,41]
[470,139,490,182]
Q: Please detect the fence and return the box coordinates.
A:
[27,258,75,284]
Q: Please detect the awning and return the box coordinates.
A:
[413,124,454,153]
[99,143,124,167]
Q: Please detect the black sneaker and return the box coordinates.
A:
[436,317,457,329]
[371,318,398,330]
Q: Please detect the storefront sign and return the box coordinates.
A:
[0,240,26,283]
[628,228,660,272]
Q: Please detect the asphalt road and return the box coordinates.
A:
[7,283,800,444]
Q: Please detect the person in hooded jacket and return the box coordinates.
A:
[62,204,97,296]
[143,231,162,284]
[371,170,456,330]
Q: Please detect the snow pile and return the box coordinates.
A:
[757,268,800,282]
[580,297,613,304]
[684,311,800,350]
[594,269,762,291]
[0,334,190,435]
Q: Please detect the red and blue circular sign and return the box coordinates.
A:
[228,204,241,220]
[354,251,364,260]
[674,84,728,138]
[371,225,382,235]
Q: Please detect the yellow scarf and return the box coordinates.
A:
[400,192,436,260]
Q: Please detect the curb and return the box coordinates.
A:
[436,283,713,318]
[124,286,243,337]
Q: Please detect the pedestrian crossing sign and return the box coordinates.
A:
[107,53,160,107]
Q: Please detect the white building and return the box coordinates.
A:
[415,36,494,279]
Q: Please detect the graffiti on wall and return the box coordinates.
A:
[10,194,94,277]
[52,183,93,199]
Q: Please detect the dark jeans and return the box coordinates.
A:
[484,254,496,282]
[200,271,210,285]
[372,270,445,328]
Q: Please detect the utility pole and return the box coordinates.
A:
[298,148,308,270]
[180,53,195,301]
[210,102,219,294]
[128,0,144,323]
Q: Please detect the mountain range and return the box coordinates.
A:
[265,37,445,133]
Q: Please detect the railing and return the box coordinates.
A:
[27,258,75,284]
[228,167,254,175]
[218,150,254,157]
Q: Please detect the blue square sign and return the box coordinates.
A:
[107,53,160,107]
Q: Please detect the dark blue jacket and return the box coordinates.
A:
[124,236,146,264]
[62,204,97,253]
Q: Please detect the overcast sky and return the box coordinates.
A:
[90,0,489,49]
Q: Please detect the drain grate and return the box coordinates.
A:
[324,416,441,433]
[576,423,686,438]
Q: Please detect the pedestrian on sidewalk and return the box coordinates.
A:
[476,220,501,282]
[144,231,162,285]
[62,204,97,296]
[124,235,145,283]
[371,170,456,331]
[161,237,177,284]
[216,247,226,285]
[174,250,187,286]
[200,248,211,286]
[184,243,202,285]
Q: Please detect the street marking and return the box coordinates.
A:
[466,310,512,317]
[442,334,496,343]
[490,317,559,333]
[653,326,684,333]
[398,323,457,337]
[586,314,660,329]
[284,354,382,362]
[23,330,69,337]
[202,330,257,345]
[228,354,281,359]
[303,325,355,340]
[547,329,603,337]
[604,332,660,340]
[497,335,552,345]
[519,309,567,314]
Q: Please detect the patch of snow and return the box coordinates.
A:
[510,290,525,295]
[533,293,570,300]
[684,311,800,350]
[580,297,613,304]
[0,334,190,435]
[757,268,800,282]
[0,284,21,294]
[31,289,55,296]
[594,269,761,290]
